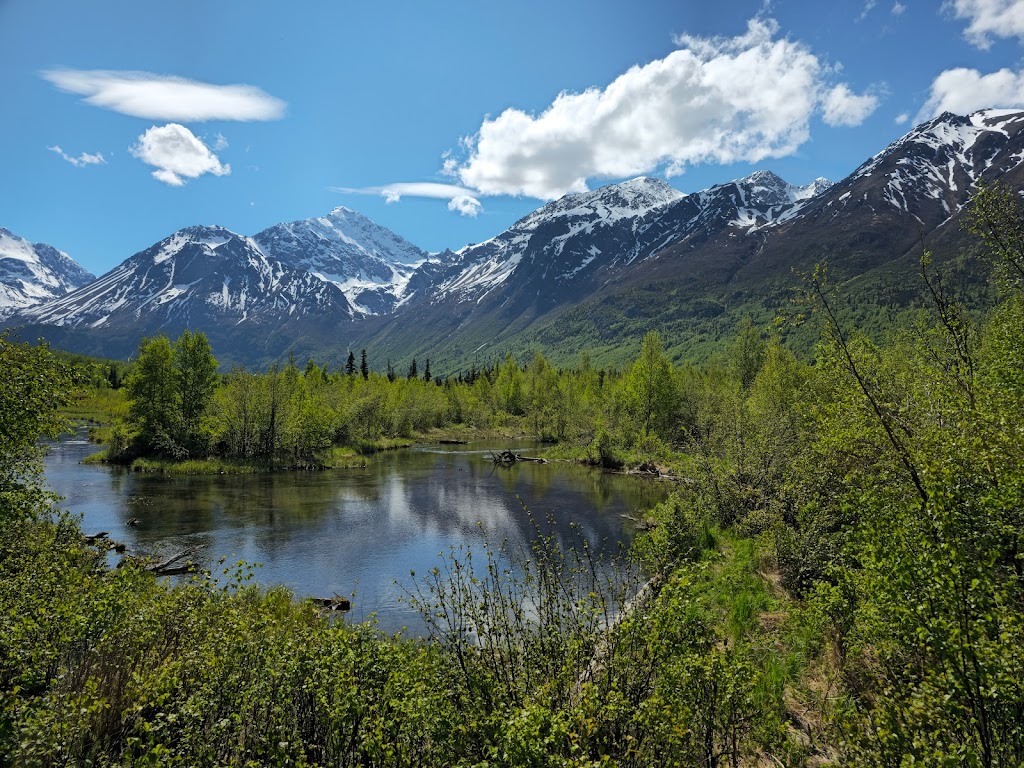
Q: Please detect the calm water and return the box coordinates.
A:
[43,430,669,631]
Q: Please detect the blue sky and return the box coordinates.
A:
[3,0,1024,275]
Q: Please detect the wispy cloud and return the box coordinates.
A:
[41,69,285,122]
[892,2,906,15]
[917,66,1024,121]
[48,145,106,167]
[947,0,1024,49]
[895,111,910,124]
[446,18,878,200]
[130,123,230,186]
[332,182,484,216]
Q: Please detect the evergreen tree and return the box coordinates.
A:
[360,349,369,380]
[423,358,431,382]
[386,359,396,382]
[408,358,418,380]
[345,351,357,376]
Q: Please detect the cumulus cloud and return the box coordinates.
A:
[822,84,880,126]
[917,66,1024,121]
[332,182,484,216]
[41,69,285,122]
[448,18,877,200]
[947,0,1024,48]
[48,145,106,167]
[130,123,230,186]
[447,195,483,217]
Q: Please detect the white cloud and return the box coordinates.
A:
[822,84,880,126]
[447,195,483,217]
[892,1,907,14]
[332,181,484,216]
[129,123,230,186]
[895,111,910,124]
[859,1,878,20]
[213,132,229,150]
[947,0,1024,48]
[449,18,877,200]
[48,145,106,167]
[41,69,285,122]
[917,66,1024,120]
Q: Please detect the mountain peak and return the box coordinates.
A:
[328,205,359,218]
[741,169,787,187]
[0,227,94,316]
[593,176,684,209]
[722,169,832,208]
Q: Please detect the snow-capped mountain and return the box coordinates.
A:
[432,177,686,305]
[20,225,353,329]
[254,206,441,315]
[364,109,1024,368]
[11,108,1024,368]
[723,108,1024,284]
[13,225,355,361]
[0,228,94,317]
[851,109,1024,217]
[428,172,833,309]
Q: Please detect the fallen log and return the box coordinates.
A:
[490,450,547,464]
[146,548,198,576]
[312,596,352,612]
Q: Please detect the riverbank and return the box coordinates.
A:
[78,424,564,476]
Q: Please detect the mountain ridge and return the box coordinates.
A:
[8,108,1024,369]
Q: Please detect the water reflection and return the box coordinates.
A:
[43,431,669,631]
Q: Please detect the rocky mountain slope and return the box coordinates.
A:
[361,109,1024,369]
[12,226,356,361]
[0,228,94,318]
[254,206,442,316]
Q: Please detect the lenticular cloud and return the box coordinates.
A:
[41,69,285,122]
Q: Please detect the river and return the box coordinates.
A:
[43,430,670,631]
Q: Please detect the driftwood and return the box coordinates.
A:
[437,439,469,445]
[146,548,198,577]
[490,450,547,465]
[84,531,109,543]
[312,596,352,612]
